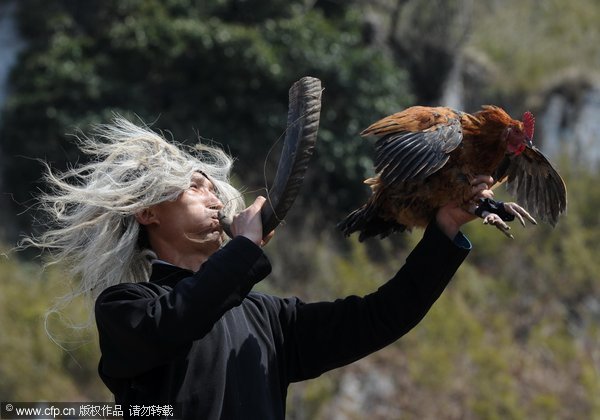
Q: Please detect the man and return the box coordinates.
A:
[34,117,493,419]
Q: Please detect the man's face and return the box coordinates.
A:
[150,172,225,255]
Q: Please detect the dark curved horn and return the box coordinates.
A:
[260,76,322,236]
[219,76,322,238]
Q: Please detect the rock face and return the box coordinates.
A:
[0,0,25,110]
[0,0,26,237]
[321,363,402,420]
[536,75,600,171]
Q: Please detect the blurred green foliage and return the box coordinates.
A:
[0,252,109,400]
[1,0,411,236]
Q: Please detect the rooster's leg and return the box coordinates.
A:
[474,198,537,239]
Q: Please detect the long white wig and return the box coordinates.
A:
[24,116,245,322]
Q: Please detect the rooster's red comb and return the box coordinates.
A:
[522,111,535,140]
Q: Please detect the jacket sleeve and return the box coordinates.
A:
[95,236,271,377]
[284,222,470,382]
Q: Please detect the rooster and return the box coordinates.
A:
[339,105,567,240]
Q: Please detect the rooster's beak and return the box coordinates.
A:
[526,138,533,148]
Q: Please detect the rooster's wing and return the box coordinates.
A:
[493,146,567,226]
[363,107,464,185]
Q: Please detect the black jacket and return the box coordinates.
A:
[95,223,470,419]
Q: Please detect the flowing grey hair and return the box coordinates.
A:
[23,116,245,330]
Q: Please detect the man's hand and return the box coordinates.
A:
[435,175,495,239]
[230,196,274,247]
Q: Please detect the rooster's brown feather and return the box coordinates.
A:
[339,105,567,240]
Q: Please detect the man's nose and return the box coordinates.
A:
[207,194,224,211]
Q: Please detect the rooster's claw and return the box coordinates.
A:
[503,202,537,227]
[482,213,514,239]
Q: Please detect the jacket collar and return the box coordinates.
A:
[149,262,194,288]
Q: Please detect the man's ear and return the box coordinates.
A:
[135,207,159,226]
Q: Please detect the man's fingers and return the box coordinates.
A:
[476,188,494,200]
[465,175,494,203]
[467,183,494,202]
[470,175,494,188]
[244,196,268,219]
[261,230,275,247]
[227,196,269,245]
[252,195,267,210]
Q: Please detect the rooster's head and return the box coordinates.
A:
[506,111,535,156]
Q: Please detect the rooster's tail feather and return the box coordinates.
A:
[338,204,406,241]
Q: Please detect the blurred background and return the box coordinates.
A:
[0,0,599,418]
